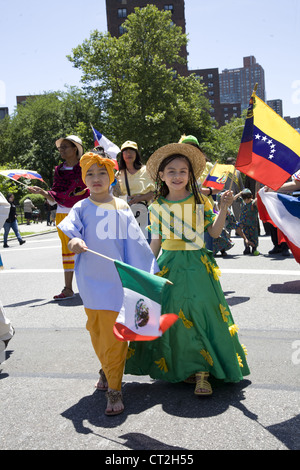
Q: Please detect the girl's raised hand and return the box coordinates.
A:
[220,190,234,209]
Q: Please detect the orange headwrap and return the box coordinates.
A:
[80,152,116,185]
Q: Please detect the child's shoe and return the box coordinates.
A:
[243,246,251,255]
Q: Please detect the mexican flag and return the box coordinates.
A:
[113,260,178,341]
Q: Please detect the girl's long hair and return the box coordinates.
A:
[155,154,204,204]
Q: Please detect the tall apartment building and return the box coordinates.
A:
[219,56,265,112]
[189,67,241,126]
[267,99,283,117]
[284,115,300,130]
[105,0,188,75]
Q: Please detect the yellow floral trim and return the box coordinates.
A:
[200,349,214,367]
[156,266,169,277]
[241,344,248,356]
[179,309,194,329]
[200,254,221,281]
[229,324,239,336]
[236,353,243,368]
[220,304,230,322]
[155,357,168,372]
[127,347,135,360]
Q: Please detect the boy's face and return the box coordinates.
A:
[85,163,110,195]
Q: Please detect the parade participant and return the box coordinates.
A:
[212,192,251,257]
[178,134,218,251]
[3,194,26,248]
[29,135,89,300]
[125,143,250,396]
[58,149,158,416]
[114,141,155,240]
[237,189,260,256]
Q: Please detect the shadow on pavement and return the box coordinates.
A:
[268,280,300,294]
[61,379,254,449]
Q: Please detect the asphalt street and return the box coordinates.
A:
[0,229,299,452]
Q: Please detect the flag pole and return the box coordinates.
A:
[1,175,29,188]
[86,248,115,262]
[85,248,173,284]
[228,167,236,192]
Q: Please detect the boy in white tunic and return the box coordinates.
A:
[58,150,158,416]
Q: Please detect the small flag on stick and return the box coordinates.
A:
[202,163,236,190]
[0,169,45,186]
[113,260,178,341]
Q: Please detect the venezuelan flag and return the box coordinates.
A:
[202,163,235,190]
[236,93,300,190]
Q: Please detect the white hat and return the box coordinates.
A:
[55,135,84,158]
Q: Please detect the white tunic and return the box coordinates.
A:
[58,197,158,311]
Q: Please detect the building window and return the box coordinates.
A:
[118,8,127,18]
[208,73,213,79]
[164,5,174,13]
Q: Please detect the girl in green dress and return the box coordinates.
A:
[125,143,250,395]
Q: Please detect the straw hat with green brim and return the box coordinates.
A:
[146,143,206,181]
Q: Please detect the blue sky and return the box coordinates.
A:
[1,0,300,118]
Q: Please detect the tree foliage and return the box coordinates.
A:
[68,4,212,159]
[0,88,102,188]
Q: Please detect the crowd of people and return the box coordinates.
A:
[1,132,299,417]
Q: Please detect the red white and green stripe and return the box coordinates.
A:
[113,260,178,341]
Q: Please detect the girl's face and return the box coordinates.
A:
[159,157,190,193]
[122,148,136,165]
[85,163,110,197]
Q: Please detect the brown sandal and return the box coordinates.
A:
[194,372,212,396]
[105,390,124,416]
[95,369,108,391]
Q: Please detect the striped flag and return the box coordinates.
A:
[113,260,178,341]
[236,92,300,190]
[91,125,120,169]
[257,188,300,263]
[0,169,44,182]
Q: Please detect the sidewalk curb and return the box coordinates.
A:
[1,227,57,242]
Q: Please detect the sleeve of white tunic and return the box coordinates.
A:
[58,197,159,311]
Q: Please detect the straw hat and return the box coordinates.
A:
[146,143,206,181]
[55,135,84,158]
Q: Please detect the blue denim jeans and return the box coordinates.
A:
[3,220,22,245]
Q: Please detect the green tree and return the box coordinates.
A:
[0,89,102,186]
[201,114,246,163]
[68,4,212,159]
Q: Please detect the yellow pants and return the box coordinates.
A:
[85,308,128,391]
[56,213,75,271]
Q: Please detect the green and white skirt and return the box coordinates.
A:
[125,248,250,383]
